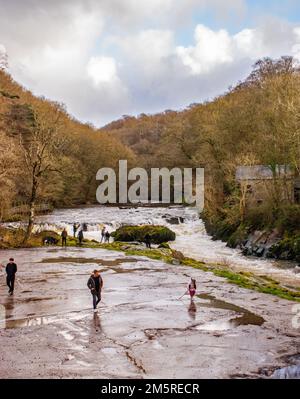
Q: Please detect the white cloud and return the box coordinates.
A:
[293,27,300,60]
[85,55,130,117]
[177,25,233,74]
[114,29,175,80]
[87,56,118,85]
[176,21,300,76]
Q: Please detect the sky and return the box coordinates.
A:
[0,0,300,127]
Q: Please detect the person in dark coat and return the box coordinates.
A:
[73,223,79,238]
[6,258,17,295]
[87,270,103,311]
[144,233,151,249]
[78,229,84,246]
[61,228,68,247]
[101,227,106,243]
[105,231,110,243]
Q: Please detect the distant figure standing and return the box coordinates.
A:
[6,258,17,295]
[101,227,106,243]
[61,228,68,247]
[105,231,110,243]
[144,233,151,249]
[78,229,84,246]
[83,223,88,232]
[188,278,197,299]
[87,270,103,312]
[73,223,79,238]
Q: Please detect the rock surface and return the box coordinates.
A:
[0,246,299,379]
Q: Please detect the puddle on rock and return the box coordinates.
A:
[22,297,55,303]
[40,257,138,266]
[4,315,55,329]
[39,256,157,274]
[197,294,265,330]
[2,308,91,330]
[109,266,159,274]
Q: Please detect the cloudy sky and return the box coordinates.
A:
[0,0,300,126]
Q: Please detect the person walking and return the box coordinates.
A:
[73,223,79,238]
[87,270,103,312]
[105,231,110,243]
[178,278,197,300]
[144,233,151,249]
[101,227,106,243]
[6,258,17,295]
[78,229,84,246]
[188,278,197,299]
[61,228,68,247]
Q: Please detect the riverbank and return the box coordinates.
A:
[0,227,61,249]
[101,242,300,303]
[1,225,300,303]
[203,207,300,264]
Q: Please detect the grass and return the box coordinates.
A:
[102,242,300,302]
[181,257,300,302]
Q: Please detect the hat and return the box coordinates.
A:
[9,258,14,262]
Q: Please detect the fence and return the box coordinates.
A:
[5,203,53,219]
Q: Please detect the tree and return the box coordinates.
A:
[0,131,18,220]
[6,102,66,241]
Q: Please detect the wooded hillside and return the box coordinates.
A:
[1,56,300,245]
[0,68,135,223]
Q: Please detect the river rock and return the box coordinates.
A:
[240,229,282,260]
[165,217,184,225]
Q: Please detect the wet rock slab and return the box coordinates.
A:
[0,246,299,379]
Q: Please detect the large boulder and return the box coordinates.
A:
[111,225,176,244]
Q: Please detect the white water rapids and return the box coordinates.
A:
[7,205,300,286]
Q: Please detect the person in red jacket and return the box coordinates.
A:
[188,278,196,299]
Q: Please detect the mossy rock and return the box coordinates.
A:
[111,225,176,244]
[158,242,171,249]
[269,234,300,260]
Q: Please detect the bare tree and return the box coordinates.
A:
[6,102,66,241]
[0,131,18,220]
